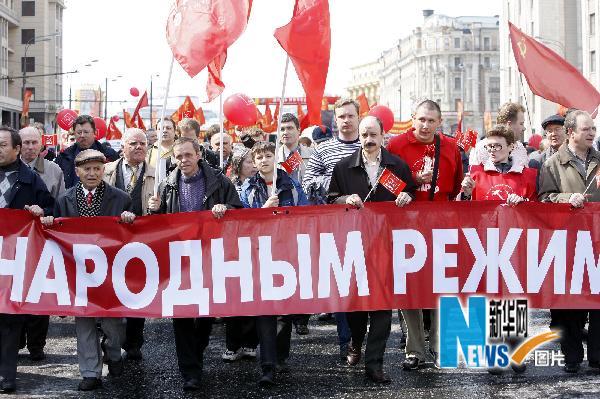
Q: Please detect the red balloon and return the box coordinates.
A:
[223,93,258,127]
[93,117,107,140]
[368,105,395,133]
[111,115,120,122]
[130,87,140,97]
[56,109,78,130]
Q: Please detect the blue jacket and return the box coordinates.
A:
[54,141,119,189]
[5,159,54,216]
[240,171,308,209]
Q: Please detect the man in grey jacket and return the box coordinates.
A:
[42,149,135,391]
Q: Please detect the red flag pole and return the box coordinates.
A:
[273,56,290,193]
[154,56,175,196]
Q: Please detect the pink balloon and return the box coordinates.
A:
[130,87,140,97]
[223,93,258,127]
[93,117,107,140]
[56,109,78,130]
[368,105,395,133]
[111,115,120,122]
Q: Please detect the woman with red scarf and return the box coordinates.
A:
[462,125,537,204]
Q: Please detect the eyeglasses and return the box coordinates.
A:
[484,143,504,152]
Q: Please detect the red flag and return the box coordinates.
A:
[42,134,57,146]
[131,91,149,121]
[272,101,280,124]
[206,52,227,102]
[123,110,134,128]
[22,89,33,117]
[455,129,478,152]
[263,101,277,133]
[135,113,146,131]
[256,107,265,128]
[296,103,310,130]
[106,119,123,140]
[509,22,600,115]
[171,96,196,123]
[264,101,273,127]
[166,0,253,78]
[129,92,148,130]
[194,107,206,125]
[274,0,330,126]
[378,168,407,196]
[280,150,303,173]
[357,93,370,116]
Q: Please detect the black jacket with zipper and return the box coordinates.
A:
[154,159,242,214]
[327,147,417,203]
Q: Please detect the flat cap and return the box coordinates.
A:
[74,149,106,166]
[541,114,565,130]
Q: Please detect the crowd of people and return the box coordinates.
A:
[0,95,598,393]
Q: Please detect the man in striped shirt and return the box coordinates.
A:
[302,98,361,362]
[302,98,362,204]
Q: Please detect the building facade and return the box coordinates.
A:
[500,0,582,138]
[347,60,380,108]
[347,10,500,134]
[582,0,600,100]
[0,0,64,129]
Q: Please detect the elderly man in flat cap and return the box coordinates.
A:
[42,149,135,391]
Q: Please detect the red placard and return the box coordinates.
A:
[378,168,406,196]
[280,151,303,174]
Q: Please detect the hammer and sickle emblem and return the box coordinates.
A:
[517,38,527,58]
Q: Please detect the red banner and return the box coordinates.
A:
[1,202,599,318]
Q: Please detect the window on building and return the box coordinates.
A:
[484,37,491,50]
[454,37,460,49]
[591,14,596,36]
[21,29,35,45]
[22,1,35,16]
[21,57,35,73]
[484,57,491,68]
[454,57,461,68]
[489,77,501,94]
[591,51,596,73]
[454,77,461,90]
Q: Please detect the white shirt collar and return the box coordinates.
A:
[81,186,97,196]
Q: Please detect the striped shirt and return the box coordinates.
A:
[302,136,361,195]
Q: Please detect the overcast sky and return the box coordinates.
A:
[63,0,501,116]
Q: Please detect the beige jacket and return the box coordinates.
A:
[538,143,600,203]
[103,159,156,215]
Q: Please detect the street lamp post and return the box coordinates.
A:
[22,32,60,126]
[104,74,122,121]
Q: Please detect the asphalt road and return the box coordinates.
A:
[10,311,600,399]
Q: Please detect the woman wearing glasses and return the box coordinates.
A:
[461,124,537,204]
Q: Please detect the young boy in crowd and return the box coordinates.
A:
[239,142,308,386]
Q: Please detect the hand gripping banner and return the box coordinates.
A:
[1,202,599,318]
